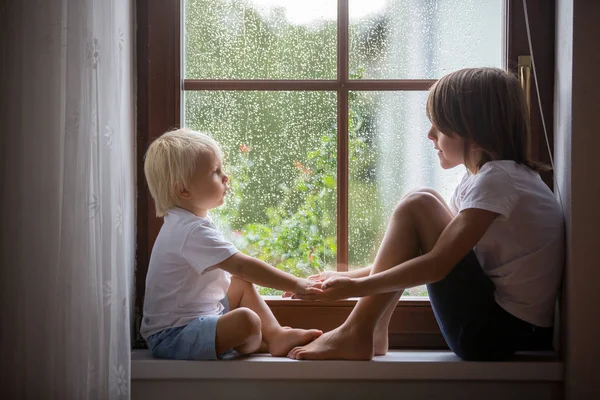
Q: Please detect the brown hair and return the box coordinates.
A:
[426,67,549,172]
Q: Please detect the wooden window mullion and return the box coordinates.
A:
[337,0,349,272]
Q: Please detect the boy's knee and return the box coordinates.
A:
[403,187,438,199]
[395,192,438,215]
[235,307,261,335]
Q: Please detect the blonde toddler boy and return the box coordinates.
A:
[141,128,322,360]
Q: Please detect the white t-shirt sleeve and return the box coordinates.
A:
[181,220,239,274]
[459,166,519,218]
[450,172,469,215]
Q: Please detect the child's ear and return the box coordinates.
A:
[174,182,191,200]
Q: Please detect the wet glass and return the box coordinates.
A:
[349,0,503,79]
[184,0,337,79]
[185,91,337,293]
[349,91,467,296]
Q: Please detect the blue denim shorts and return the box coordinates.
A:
[427,251,553,361]
[146,297,237,360]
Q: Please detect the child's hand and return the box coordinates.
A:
[289,276,361,301]
[294,278,323,295]
[308,270,341,282]
[281,278,323,298]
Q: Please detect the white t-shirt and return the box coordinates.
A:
[140,207,239,339]
[449,160,564,327]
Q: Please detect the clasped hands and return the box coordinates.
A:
[284,270,362,301]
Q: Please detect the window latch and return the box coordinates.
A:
[518,55,532,111]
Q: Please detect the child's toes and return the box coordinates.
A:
[298,329,322,343]
[297,330,319,345]
[309,329,323,338]
[288,347,301,359]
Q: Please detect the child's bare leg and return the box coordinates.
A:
[215,306,263,355]
[373,188,455,355]
[226,276,322,356]
[373,291,402,355]
[288,191,452,360]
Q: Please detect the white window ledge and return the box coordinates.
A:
[132,349,563,382]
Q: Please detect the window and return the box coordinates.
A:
[135,0,555,348]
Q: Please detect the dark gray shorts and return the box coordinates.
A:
[427,251,553,361]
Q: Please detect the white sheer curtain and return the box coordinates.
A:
[0,0,135,398]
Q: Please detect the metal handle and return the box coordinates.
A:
[518,55,532,111]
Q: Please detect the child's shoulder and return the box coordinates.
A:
[482,160,536,177]
[165,207,210,224]
[460,161,513,187]
[475,160,537,186]
[473,161,552,200]
[162,208,217,237]
[459,161,526,199]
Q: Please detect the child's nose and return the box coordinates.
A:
[427,127,435,140]
[223,174,229,183]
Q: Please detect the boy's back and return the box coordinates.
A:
[450,160,564,327]
[140,207,238,339]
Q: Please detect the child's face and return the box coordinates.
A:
[185,150,229,216]
[427,125,466,170]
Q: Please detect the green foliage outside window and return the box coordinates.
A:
[212,91,376,295]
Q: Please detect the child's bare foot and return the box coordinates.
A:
[287,326,374,360]
[268,328,323,357]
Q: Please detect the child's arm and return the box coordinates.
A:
[216,253,316,294]
[352,208,497,295]
[342,266,372,278]
[296,208,498,300]
[308,265,372,282]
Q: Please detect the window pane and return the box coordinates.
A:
[348,91,465,296]
[184,0,337,79]
[185,91,337,294]
[349,0,503,79]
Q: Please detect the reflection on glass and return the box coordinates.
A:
[185,91,337,294]
[349,91,466,296]
[184,0,337,79]
[350,0,503,79]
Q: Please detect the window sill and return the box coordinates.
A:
[131,349,563,382]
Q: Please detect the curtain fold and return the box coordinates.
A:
[0,0,135,398]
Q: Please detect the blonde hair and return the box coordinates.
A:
[426,67,548,172]
[144,128,223,217]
